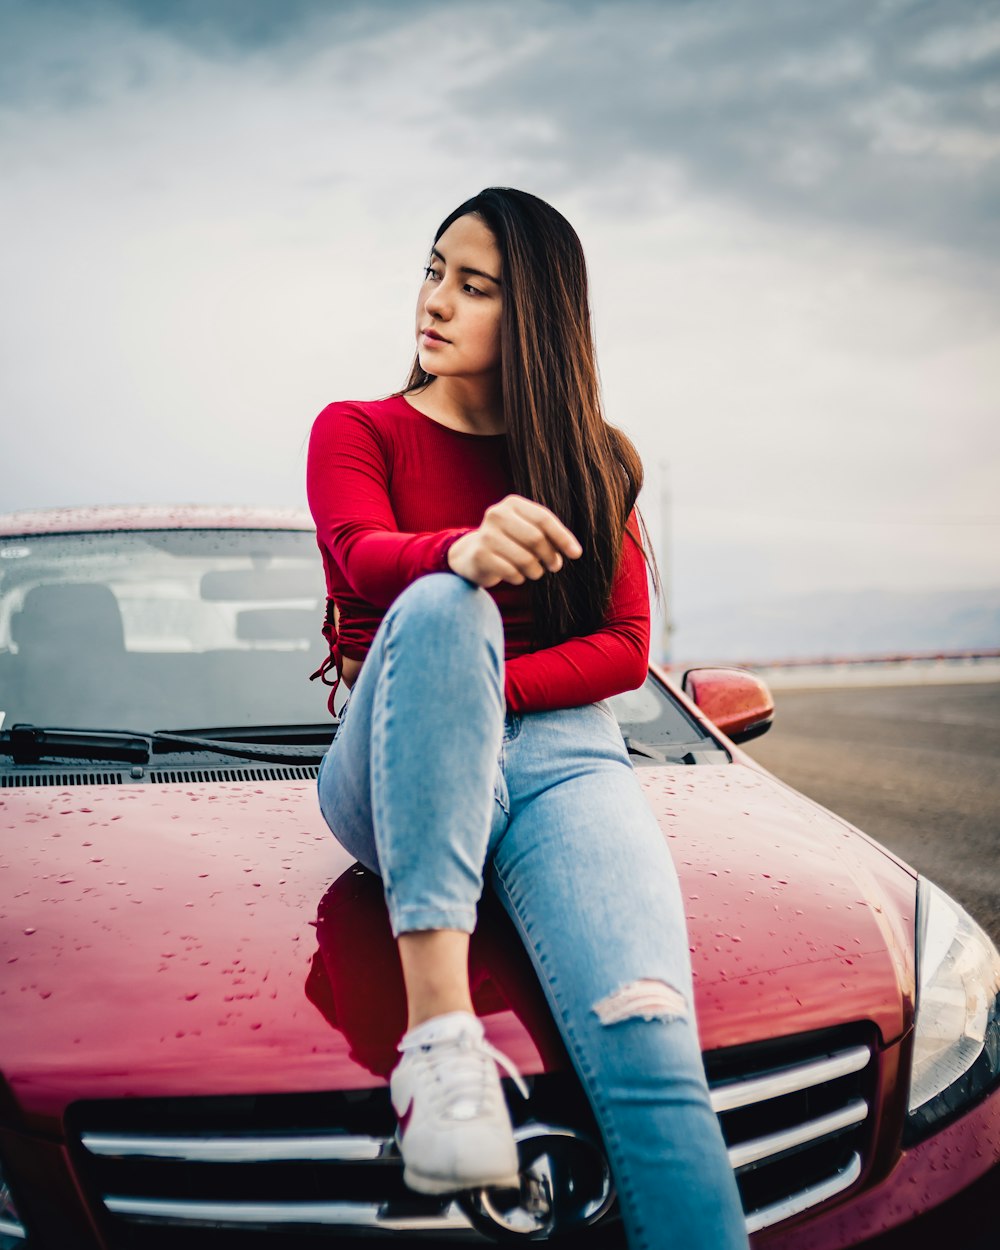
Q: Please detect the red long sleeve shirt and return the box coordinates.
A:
[306,393,650,715]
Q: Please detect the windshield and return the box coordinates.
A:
[0,527,717,754]
[0,528,331,732]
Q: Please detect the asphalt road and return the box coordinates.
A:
[740,681,1000,944]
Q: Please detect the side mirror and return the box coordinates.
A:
[681,667,774,744]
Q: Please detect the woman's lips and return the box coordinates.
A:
[420,329,449,345]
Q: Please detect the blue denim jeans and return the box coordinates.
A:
[316,573,748,1250]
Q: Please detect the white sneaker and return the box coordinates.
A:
[390,1012,528,1195]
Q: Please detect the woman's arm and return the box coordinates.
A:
[307,401,472,607]
[503,511,650,714]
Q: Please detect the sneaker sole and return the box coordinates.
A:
[402,1163,521,1196]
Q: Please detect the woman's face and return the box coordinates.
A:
[414,213,503,381]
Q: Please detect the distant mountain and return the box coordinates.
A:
[669,586,1000,665]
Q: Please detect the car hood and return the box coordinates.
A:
[0,764,916,1132]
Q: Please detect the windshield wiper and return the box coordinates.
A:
[0,724,331,767]
[623,735,731,765]
[160,723,336,746]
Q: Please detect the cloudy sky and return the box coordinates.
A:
[3,0,998,656]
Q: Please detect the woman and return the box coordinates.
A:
[307,187,748,1249]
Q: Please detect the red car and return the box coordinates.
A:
[1,505,997,1250]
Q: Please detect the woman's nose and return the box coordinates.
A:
[423,283,451,320]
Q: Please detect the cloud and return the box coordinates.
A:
[3,0,379,65]
[441,0,1000,257]
[5,0,998,256]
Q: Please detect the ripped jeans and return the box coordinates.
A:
[316,573,748,1250]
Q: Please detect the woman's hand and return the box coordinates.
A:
[447,495,583,588]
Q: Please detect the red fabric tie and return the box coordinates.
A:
[309,595,342,716]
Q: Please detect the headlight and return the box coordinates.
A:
[0,1158,27,1245]
[906,877,1000,1142]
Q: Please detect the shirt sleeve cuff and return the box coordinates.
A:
[436,529,471,573]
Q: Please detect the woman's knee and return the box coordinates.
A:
[389,572,503,644]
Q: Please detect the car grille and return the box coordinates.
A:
[69,1025,876,1246]
[705,1025,874,1234]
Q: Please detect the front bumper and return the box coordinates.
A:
[2,1064,997,1249]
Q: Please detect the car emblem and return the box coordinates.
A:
[460,1123,615,1239]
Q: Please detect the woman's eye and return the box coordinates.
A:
[421,266,484,296]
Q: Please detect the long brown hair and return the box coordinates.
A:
[399,187,661,647]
